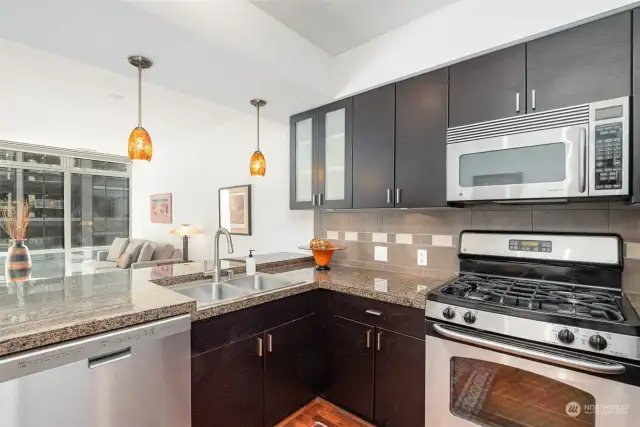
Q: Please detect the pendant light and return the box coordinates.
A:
[127,55,153,162]
[249,99,267,176]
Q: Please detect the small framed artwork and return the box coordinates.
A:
[219,184,252,235]
[150,193,172,224]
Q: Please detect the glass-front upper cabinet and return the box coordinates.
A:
[290,109,318,210]
[317,98,353,209]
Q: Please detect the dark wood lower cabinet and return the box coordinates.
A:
[374,328,426,427]
[192,333,264,427]
[264,314,319,426]
[323,315,375,421]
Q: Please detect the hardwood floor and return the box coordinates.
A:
[276,398,374,427]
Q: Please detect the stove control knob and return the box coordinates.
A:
[463,312,476,324]
[442,308,456,320]
[589,335,608,351]
[557,329,574,344]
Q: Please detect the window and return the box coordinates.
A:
[0,144,131,281]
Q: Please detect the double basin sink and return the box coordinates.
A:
[171,273,299,307]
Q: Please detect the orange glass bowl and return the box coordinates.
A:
[298,245,347,271]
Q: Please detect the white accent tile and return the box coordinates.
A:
[395,233,413,244]
[344,231,359,241]
[372,233,387,243]
[374,278,388,292]
[326,231,339,240]
[374,246,388,262]
[431,235,454,247]
[626,243,640,259]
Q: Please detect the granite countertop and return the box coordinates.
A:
[0,271,194,357]
[191,264,453,320]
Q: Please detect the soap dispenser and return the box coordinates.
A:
[246,250,256,275]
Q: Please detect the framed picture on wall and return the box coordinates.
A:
[219,184,251,235]
[150,193,172,224]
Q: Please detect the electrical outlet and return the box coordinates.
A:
[417,249,428,266]
[374,246,388,262]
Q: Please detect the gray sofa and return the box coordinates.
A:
[81,238,183,274]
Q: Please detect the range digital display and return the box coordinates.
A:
[509,239,552,253]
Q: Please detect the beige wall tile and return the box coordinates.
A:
[422,268,458,278]
[326,231,339,240]
[623,259,640,293]
[626,243,640,259]
[532,209,609,233]
[472,203,532,211]
[372,232,388,243]
[423,210,472,235]
[533,201,610,210]
[333,259,383,271]
[387,244,422,268]
[610,209,640,242]
[314,211,322,236]
[349,212,383,232]
[414,235,433,245]
[395,233,413,244]
[423,246,459,271]
[344,231,359,241]
[382,211,424,233]
[383,264,423,276]
[471,210,532,231]
[343,241,375,262]
[321,212,350,231]
[358,232,373,242]
[431,235,454,247]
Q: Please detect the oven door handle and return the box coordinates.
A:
[433,323,625,375]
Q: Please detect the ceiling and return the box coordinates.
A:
[248,0,461,55]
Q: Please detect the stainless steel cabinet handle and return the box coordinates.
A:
[366,330,372,348]
[579,128,587,193]
[318,193,324,206]
[376,332,382,351]
[386,189,392,204]
[531,89,536,110]
[258,337,263,357]
[396,189,401,204]
[366,309,382,316]
[88,347,131,369]
[516,92,520,113]
[312,194,317,206]
[433,324,625,375]
[267,334,273,352]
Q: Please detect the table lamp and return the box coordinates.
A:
[171,224,201,261]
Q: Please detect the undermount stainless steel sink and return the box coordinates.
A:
[172,281,252,305]
[226,273,296,292]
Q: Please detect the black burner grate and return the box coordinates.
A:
[440,274,625,323]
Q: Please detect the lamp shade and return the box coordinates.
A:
[170,224,201,237]
[128,126,153,161]
[250,150,266,176]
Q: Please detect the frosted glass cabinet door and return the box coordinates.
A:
[318,98,353,209]
[289,110,318,210]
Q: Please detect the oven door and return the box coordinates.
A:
[446,125,588,202]
[426,323,640,427]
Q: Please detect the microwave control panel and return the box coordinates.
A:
[594,122,623,190]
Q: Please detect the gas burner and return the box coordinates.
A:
[443,274,626,323]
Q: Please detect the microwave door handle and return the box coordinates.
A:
[433,323,625,375]
[579,128,587,194]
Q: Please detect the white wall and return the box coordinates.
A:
[0,39,313,261]
[333,0,639,98]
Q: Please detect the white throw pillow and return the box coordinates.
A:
[107,238,130,262]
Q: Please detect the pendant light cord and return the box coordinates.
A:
[256,103,260,152]
[138,64,142,128]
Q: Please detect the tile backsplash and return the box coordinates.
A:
[314,202,640,293]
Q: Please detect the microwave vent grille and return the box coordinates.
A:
[447,104,590,144]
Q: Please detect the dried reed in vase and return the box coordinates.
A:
[0,200,31,240]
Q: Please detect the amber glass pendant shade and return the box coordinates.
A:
[128,126,153,161]
[250,150,266,176]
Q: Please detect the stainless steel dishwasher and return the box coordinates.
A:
[0,314,191,427]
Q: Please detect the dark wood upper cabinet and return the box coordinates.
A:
[317,98,353,209]
[374,329,425,427]
[526,12,631,113]
[633,8,640,203]
[192,334,264,427]
[449,45,526,127]
[352,84,396,208]
[290,109,319,210]
[395,68,448,208]
[322,315,375,420]
[264,314,319,427]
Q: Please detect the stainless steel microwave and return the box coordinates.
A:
[446,97,629,203]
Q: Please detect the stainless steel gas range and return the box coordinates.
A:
[425,231,640,427]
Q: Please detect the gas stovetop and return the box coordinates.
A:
[438,273,626,323]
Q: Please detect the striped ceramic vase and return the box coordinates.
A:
[5,240,32,283]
